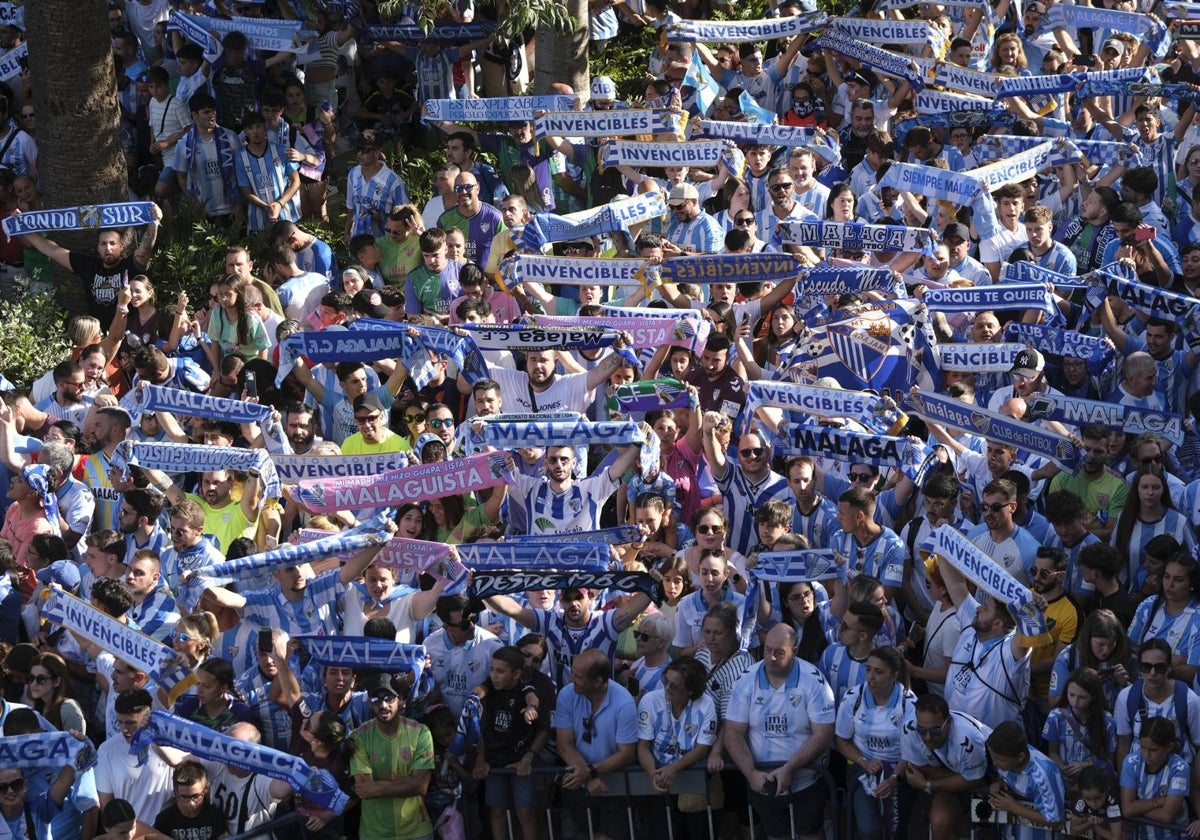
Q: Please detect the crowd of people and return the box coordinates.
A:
[5,0,1200,839]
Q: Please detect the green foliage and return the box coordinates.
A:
[0,294,71,390]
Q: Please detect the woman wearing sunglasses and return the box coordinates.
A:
[27,652,85,734]
[391,398,428,450]
[1128,554,1200,684]
[675,507,746,588]
[170,612,218,674]
[1114,638,1200,775]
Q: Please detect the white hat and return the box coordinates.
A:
[591,76,617,101]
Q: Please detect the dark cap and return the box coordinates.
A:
[361,672,399,698]
[942,222,971,242]
[353,393,385,415]
[1009,348,1046,378]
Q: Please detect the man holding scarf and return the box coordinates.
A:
[462,343,629,416]
[702,410,790,557]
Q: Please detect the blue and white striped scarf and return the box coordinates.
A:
[750,550,842,583]
[130,383,272,424]
[1024,392,1185,445]
[806,30,925,89]
[1092,269,1200,325]
[207,516,389,581]
[1078,79,1200,103]
[777,220,934,253]
[535,109,681,140]
[362,21,497,42]
[600,140,724,169]
[1003,322,1115,377]
[113,439,280,499]
[168,11,316,54]
[1001,261,1088,289]
[800,266,905,296]
[923,525,1046,635]
[519,192,666,252]
[892,112,1015,147]
[297,636,426,685]
[831,17,947,53]
[974,134,1137,170]
[698,120,822,147]
[666,12,827,43]
[993,66,1151,101]
[133,712,350,814]
[22,463,60,536]
[421,95,577,123]
[507,255,644,287]
[176,124,239,208]
[967,141,1055,191]
[924,282,1057,318]
[1162,2,1200,18]
[1040,4,1168,58]
[1,202,156,238]
[935,342,1025,373]
[774,425,917,467]
[479,418,645,449]
[915,89,994,114]
[0,732,96,772]
[904,388,1081,470]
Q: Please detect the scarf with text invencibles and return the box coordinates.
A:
[507,254,645,287]
[534,109,682,140]
[133,711,350,813]
[293,451,511,513]
[922,525,1046,635]
[41,588,196,703]
[666,12,827,43]
[935,342,1025,373]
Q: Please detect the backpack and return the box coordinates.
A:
[1125,679,1193,748]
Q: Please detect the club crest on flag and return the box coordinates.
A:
[972,413,991,435]
[80,205,102,229]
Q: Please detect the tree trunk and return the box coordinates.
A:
[25,0,128,315]
[533,0,589,96]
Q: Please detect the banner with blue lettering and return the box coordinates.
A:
[0,42,25,83]
[456,541,611,571]
[282,325,410,364]
[747,381,884,422]
[1040,3,1168,57]
[805,30,925,89]
[0,732,96,772]
[903,388,1081,470]
[923,283,1057,319]
[1094,270,1200,324]
[774,425,915,467]
[509,255,644,287]
[777,220,934,253]
[1025,392,1185,445]
[666,12,827,43]
[479,419,645,448]
[1000,261,1088,289]
[42,589,196,704]
[1003,322,1115,378]
[935,342,1024,373]
[469,569,660,600]
[601,140,725,168]
[783,299,930,395]
[922,525,1046,636]
[168,11,317,54]
[461,324,623,352]
[115,440,280,501]
[270,452,411,482]
[2,202,155,237]
[507,525,644,546]
[915,89,995,114]
[131,383,272,424]
[697,120,821,146]
[133,712,350,813]
[653,253,802,286]
[830,17,946,51]
[208,517,389,581]
[535,109,681,140]
[298,636,426,678]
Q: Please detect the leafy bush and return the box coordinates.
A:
[0,294,71,390]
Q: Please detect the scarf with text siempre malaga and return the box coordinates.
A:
[41,588,196,704]
[293,451,511,513]
[132,711,350,813]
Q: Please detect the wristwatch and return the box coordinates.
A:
[924,780,933,794]
[587,764,598,780]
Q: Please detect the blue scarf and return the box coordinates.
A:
[904,388,1081,470]
[2,202,155,238]
[1025,392,1185,446]
[114,440,281,500]
[270,451,410,482]
[133,712,350,813]
[923,283,1057,319]
[654,253,802,285]
[667,12,827,42]
[1003,322,1114,377]
[132,383,272,424]
[297,636,426,686]
[519,192,667,251]
[207,516,389,581]
[469,569,660,601]
[456,541,611,571]
[176,125,239,208]
[607,378,690,414]
[892,112,1015,148]
[421,95,577,123]
[0,733,97,772]
[777,220,934,253]
[504,525,643,546]
[806,30,925,89]
[479,418,646,448]
[535,109,681,140]
[936,342,1024,373]
[22,463,60,535]
[774,425,917,467]
[461,324,623,352]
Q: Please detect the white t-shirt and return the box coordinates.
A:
[205,763,280,838]
[341,587,419,640]
[978,225,1026,266]
[490,368,592,415]
[95,735,175,821]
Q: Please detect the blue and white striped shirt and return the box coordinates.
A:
[666,211,726,254]
[715,466,791,557]
[234,138,300,232]
[346,164,411,239]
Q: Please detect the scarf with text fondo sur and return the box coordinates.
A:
[469,569,661,600]
[534,109,682,140]
[903,388,1082,470]
[921,525,1046,636]
[460,323,623,352]
[1003,322,1115,377]
[294,451,511,513]
[2,202,155,238]
[112,440,281,501]
[133,711,350,814]
[421,95,577,124]
[0,732,97,772]
[42,588,196,704]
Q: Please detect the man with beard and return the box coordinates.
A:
[423,594,502,716]
[937,553,1039,729]
[505,442,640,536]
[283,403,320,454]
[663,182,725,256]
[965,479,1041,586]
[685,334,748,420]
[19,202,164,328]
[151,466,260,553]
[157,498,225,585]
[986,348,1061,413]
[838,99,876,172]
[760,166,819,256]
[463,346,626,415]
[1058,185,1119,275]
[118,487,170,564]
[1048,424,1128,541]
[123,548,180,643]
[35,361,93,427]
[82,405,133,531]
[1022,547,1082,719]
[703,411,791,556]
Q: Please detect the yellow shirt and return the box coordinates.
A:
[188,494,256,553]
[341,430,408,456]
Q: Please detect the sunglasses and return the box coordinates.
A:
[769,183,795,191]
[1032,568,1058,579]
[370,693,399,704]
[0,779,25,795]
[29,674,53,685]
[453,184,478,193]
[696,524,725,535]
[734,216,755,226]
[848,473,874,483]
[980,502,1012,513]
[354,414,381,425]
[633,631,656,641]
[916,721,948,737]
[1139,661,1170,674]
[171,632,195,643]
[1141,455,1164,465]
[404,414,425,424]
[428,418,454,429]
[739,447,765,459]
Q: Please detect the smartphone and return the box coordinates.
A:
[1134,227,1157,242]
[741,313,750,325]
[257,629,273,654]
[244,371,257,398]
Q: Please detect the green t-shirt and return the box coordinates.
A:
[349,717,436,840]
[377,235,422,286]
[1047,469,1129,524]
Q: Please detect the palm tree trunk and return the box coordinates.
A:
[534,0,590,96]
[25,0,128,315]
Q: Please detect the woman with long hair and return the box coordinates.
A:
[706,176,754,231]
[835,647,918,840]
[508,162,544,213]
[172,612,219,670]
[174,657,255,733]
[647,407,703,528]
[422,496,465,543]
[990,33,1030,74]
[390,398,428,449]
[281,78,336,223]
[294,709,356,838]
[124,275,160,351]
[1128,555,1200,682]
[208,275,269,364]
[657,553,695,625]
[752,302,800,370]
[677,507,746,584]
[27,652,85,733]
[1050,609,1133,709]
[1113,463,1197,586]
[1044,667,1117,784]
[673,549,746,656]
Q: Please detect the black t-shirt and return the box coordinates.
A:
[67,251,147,330]
[481,678,545,765]
[153,801,229,840]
